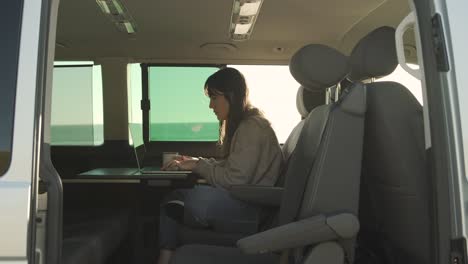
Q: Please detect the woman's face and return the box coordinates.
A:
[208,91,230,121]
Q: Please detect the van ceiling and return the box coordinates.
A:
[55,0,411,64]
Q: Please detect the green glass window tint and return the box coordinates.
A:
[148,66,219,141]
[51,63,104,145]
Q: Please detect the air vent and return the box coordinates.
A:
[231,34,249,41]
[200,43,238,52]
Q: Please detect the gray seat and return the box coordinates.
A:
[350,27,430,264]
[282,85,324,163]
[170,44,367,264]
[175,83,325,247]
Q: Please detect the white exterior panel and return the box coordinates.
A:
[0,0,43,261]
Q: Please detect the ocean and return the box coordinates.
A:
[51,122,219,145]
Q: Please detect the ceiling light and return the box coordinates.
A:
[111,0,124,15]
[122,21,135,34]
[229,0,264,41]
[239,2,261,16]
[96,0,137,34]
[96,1,111,14]
[96,0,125,15]
[114,19,137,34]
[234,24,252,34]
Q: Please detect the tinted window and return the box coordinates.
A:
[51,63,104,145]
[148,66,219,141]
[0,1,23,176]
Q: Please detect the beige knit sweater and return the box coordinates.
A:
[193,114,284,189]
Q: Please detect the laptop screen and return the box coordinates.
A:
[129,123,145,170]
[129,123,191,174]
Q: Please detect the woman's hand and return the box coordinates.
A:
[174,155,196,162]
[178,159,199,170]
[162,156,199,171]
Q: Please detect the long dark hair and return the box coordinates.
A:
[205,67,260,156]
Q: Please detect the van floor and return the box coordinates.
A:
[62,182,172,264]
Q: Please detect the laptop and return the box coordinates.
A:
[129,124,191,174]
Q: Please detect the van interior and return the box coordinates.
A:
[35,0,437,263]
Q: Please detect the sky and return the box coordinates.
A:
[378,65,423,104]
[231,65,301,143]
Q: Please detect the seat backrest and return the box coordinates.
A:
[349,26,430,264]
[279,86,325,186]
[177,81,330,246]
[277,44,367,260]
[283,86,326,156]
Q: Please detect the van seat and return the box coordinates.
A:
[175,84,323,248]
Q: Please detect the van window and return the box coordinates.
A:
[229,65,301,143]
[128,64,143,144]
[147,66,219,141]
[51,62,104,145]
[134,65,301,143]
[377,65,423,104]
[0,0,23,176]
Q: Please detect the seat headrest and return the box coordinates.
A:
[296,86,327,118]
[349,26,398,81]
[290,44,350,91]
[296,86,309,117]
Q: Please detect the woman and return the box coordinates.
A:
[157,67,283,264]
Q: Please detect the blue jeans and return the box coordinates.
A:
[159,185,261,249]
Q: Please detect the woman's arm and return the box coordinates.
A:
[194,119,267,189]
[163,156,225,171]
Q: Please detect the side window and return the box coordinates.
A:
[131,65,301,144]
[128,64,143,144]
[377,64,423,104]
[147,66,219,141]
[51,62,104,146]
[229,65,301,143]
[0,1,23,176]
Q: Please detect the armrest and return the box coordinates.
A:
[237,213,359,254]
[229,185,283,207]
